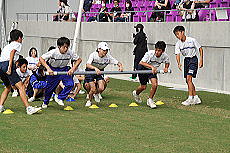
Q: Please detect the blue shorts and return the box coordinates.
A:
[0,61,21,86]
[84,68,104,83]
[137,65,157,85]
[184,56,198,78]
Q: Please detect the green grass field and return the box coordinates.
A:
[0,78,230,153]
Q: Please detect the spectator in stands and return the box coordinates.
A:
[88,0,110,22]
[172,0,183,9]
[179,0,199,21]
[109,0,123,22]
[121,0,135,22]
[83,0,93,12]
[193,0,211,8]
[53,0,73,21]
[149,0,171,22]
[26,47,39,72]
[132,24,148,80]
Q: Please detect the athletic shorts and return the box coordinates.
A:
[0,61,21,86]
[184,56,198,78]
[84,68,104,83]
[0,69,10,87]
[137,65,157,85]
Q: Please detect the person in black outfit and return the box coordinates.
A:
[109,0,123,22]
[83,0,93,12]
[132,24,148,79]
[123,0,135,22]
[149,0,171,22]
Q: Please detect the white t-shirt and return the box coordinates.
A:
[175,37,201,57]
[26,56,39,68]
[141,50,170,68]
[86,52,119,70]
[0,41,22,62]
[16,68,32,82]
[41,48,79,68]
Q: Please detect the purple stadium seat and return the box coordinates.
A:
[140,14,148,22]
[210,0,221,8]
[198,9,210,21]
[175,14,182,22]
[133,15,139,22]
[147,6,153,11]
[220,1,230,7]
[166,10,178,22]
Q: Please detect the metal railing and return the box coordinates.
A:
[16,7,230,22]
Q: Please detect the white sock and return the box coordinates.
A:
[194,95,198,99]
[188,96,193,99]
[0,105,3,108]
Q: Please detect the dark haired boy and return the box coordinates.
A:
[132,41,170,109]
[0,29,41,115]
[39,37,82,108]
[173,25,203,106]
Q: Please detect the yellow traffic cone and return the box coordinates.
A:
[89,104,99,109]
[2,109,14,114]
[109,103,118,108]
[155,101,165,105]
[64,106,74,111]
[129,102,138,107]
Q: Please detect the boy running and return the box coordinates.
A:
[0,29,41,115]
[132,41,170,109]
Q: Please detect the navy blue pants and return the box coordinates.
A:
[43,66,74,105]
[184,56,198,78]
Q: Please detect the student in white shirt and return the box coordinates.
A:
[173,25,203,106]
[84,42,123,107]
[132,41,170,109]
[26,47,39,72]
[0,29,41,115]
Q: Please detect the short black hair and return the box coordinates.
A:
[10,29,23,41]
[173,26,185,34]
[48,46,56,51]
[17,58,28,67]
[37,65,46,74]
[29,47,38,57]
[155,41,166,51]
[57,37,70,47]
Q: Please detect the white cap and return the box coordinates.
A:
[98,42,110,50]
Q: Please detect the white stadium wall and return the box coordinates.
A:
[6,21,230,93]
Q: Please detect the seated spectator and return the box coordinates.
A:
[88,0,110,22]
[53,0,73,21]
[149,0,171,22]
[193,0,211,8]
[27,66,47,102]
[83,0,93,12]
[109,0,124,22]
[26,47,39,72]
[172,0,183,9]
[179,0,199,21]
[121,0,135,22]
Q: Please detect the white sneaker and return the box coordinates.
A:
[0,106,5,112]
[181,99,194,106]
[94,94,100,103]
[147,98,157,109]
[98,93,103,99]
[86,94,89,99]
[41,103,48,109]
[194,97,201,104]
[79,90,85,94]
[12,90,18,97]
[28,97,35,102]
[85,100,92,107]
[54,94,64,106]
[26,106,42,115]
[132,90,142,103]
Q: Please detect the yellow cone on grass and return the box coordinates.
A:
[155,101,164,105]
[129,102,138,107]
[109,103,118,108]
[3,109,14,114]
[89,104,99,109]
[64,106,74,111]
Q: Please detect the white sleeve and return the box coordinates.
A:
[108,54,119,65]
[164,54,170,64]
[41,49,55,60]
[193,38,201,50]
[141,52,150,63]
[86,53,94,64]
[175,42,181,55]
[70,50,80,61]
[13,43,22,53]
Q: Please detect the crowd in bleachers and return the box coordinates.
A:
[52,0,230,22]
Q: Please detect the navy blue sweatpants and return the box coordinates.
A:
[43,66,74,105]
